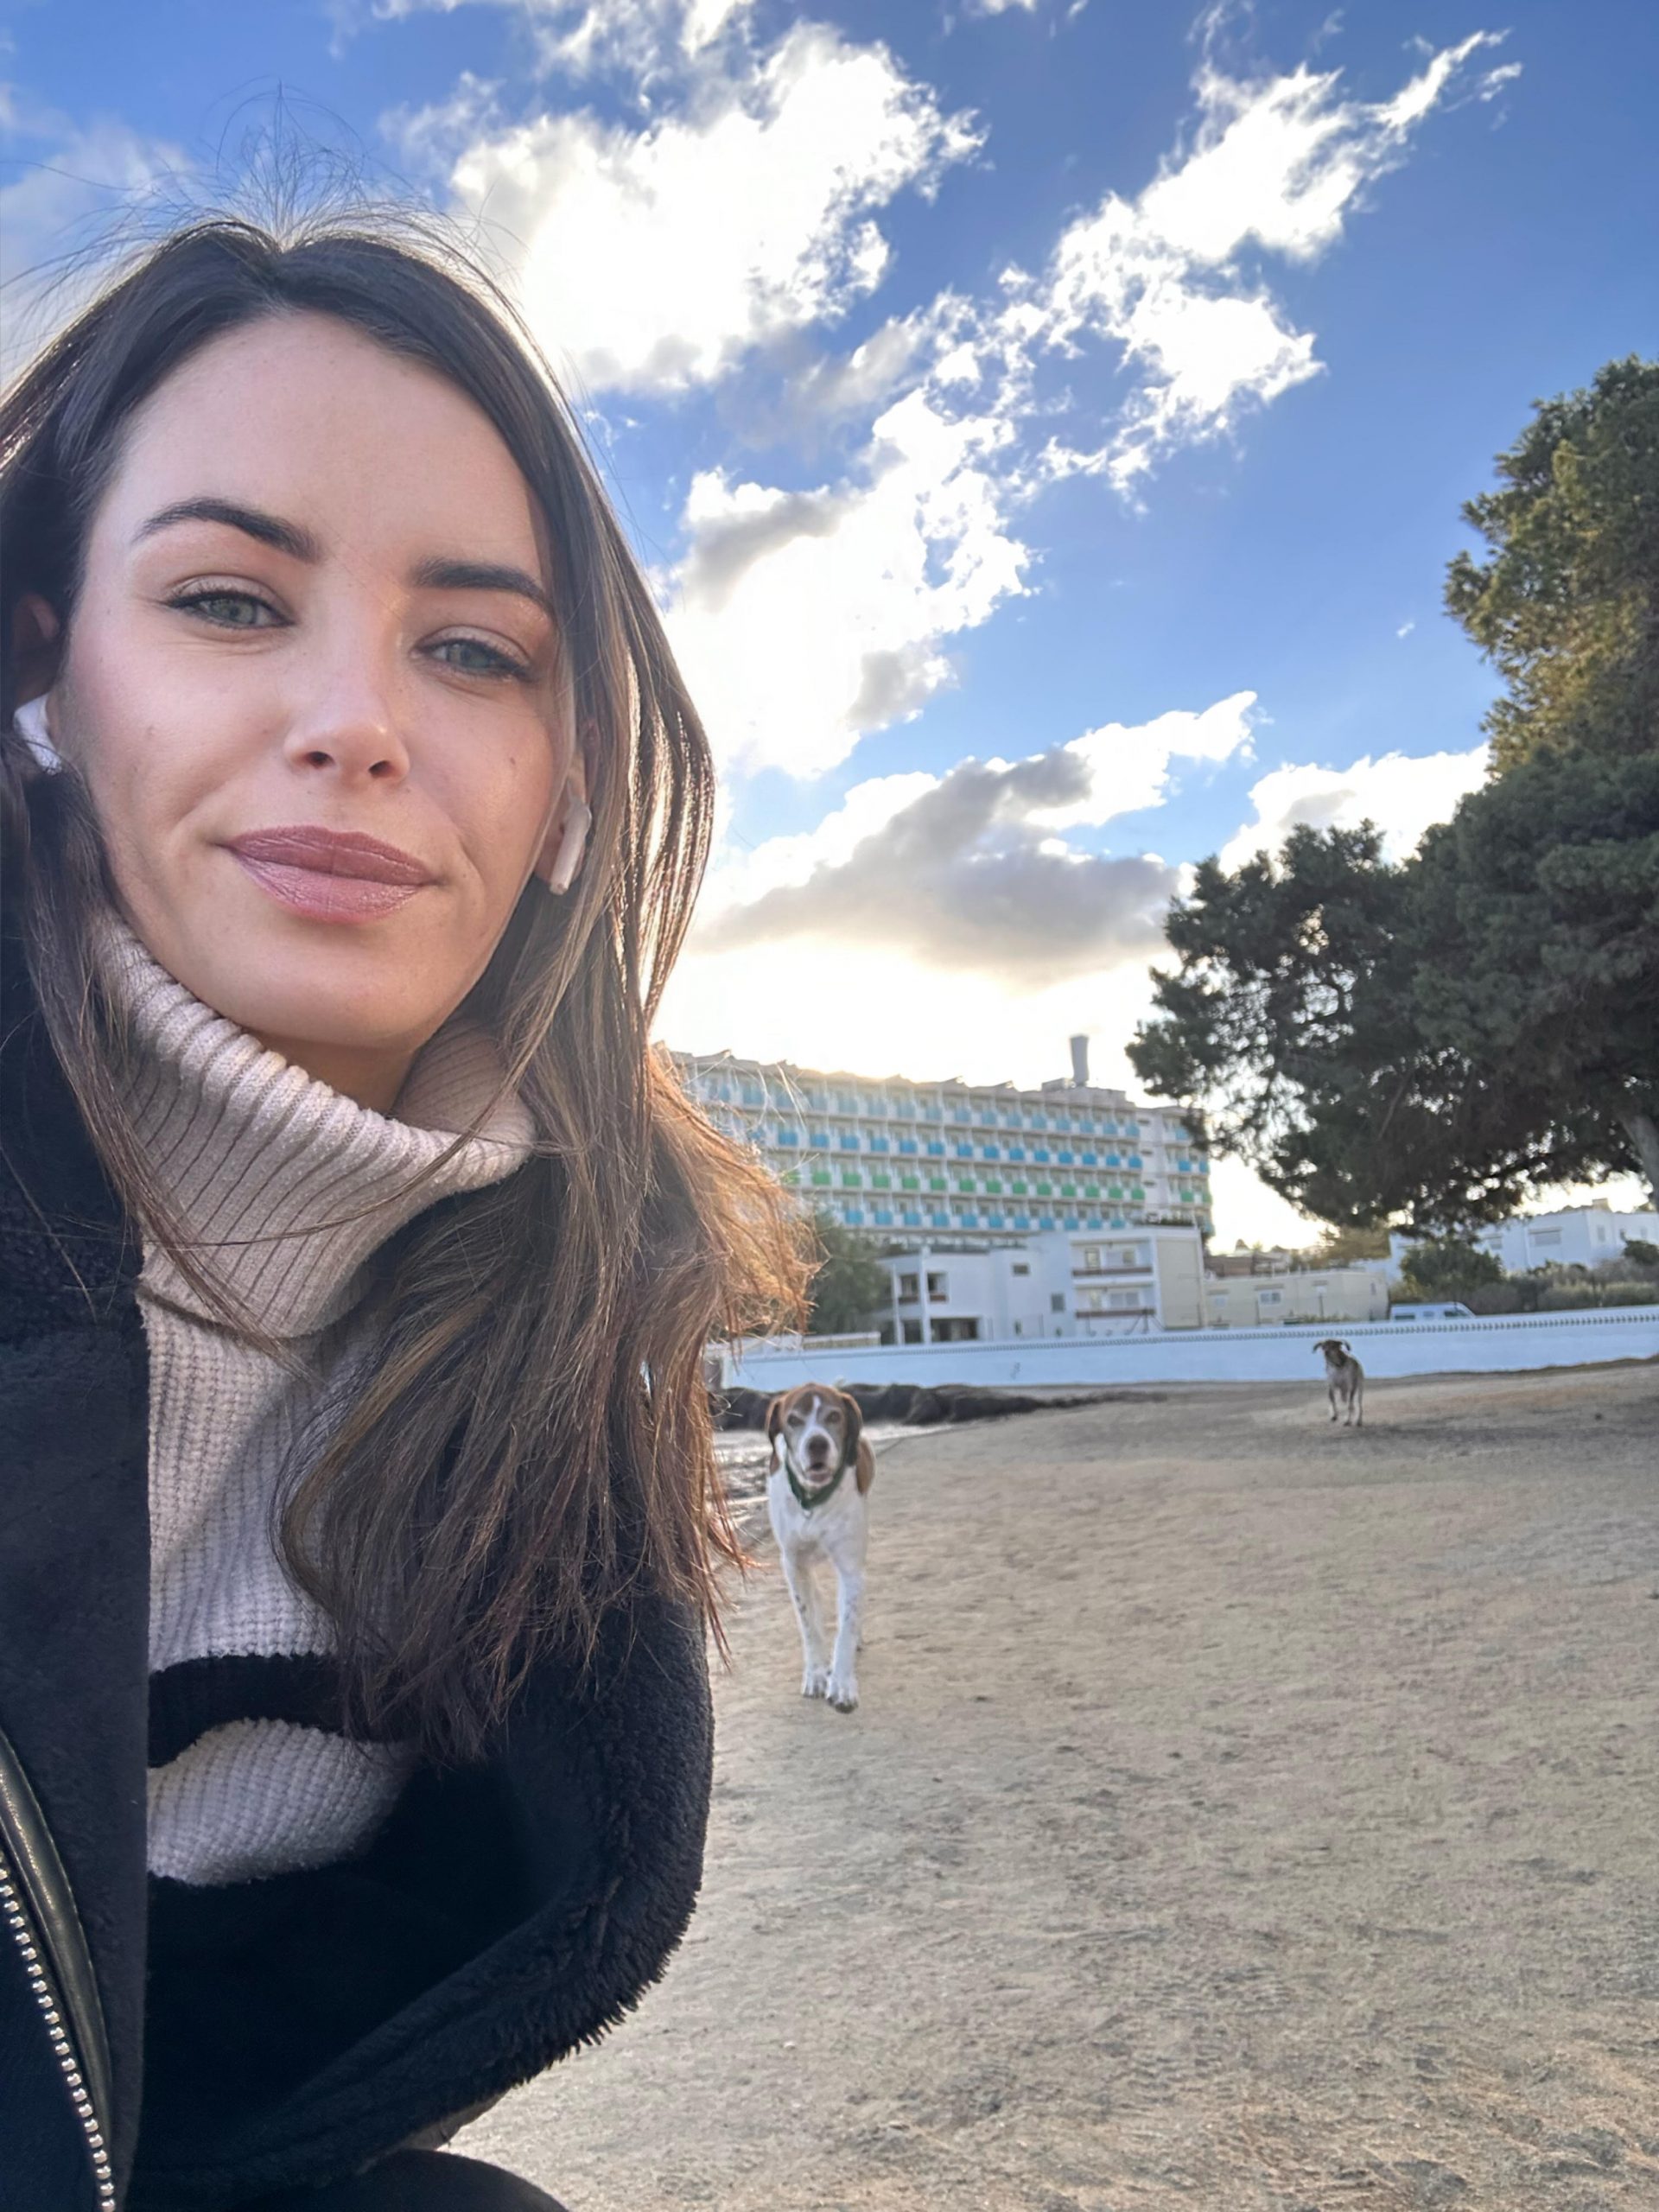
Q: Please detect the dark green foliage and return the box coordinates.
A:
[1130,361,1659,1230]
[804,1211,891,1335]
[1398,1237,1503,1301]
[1624,1236,1659,1266]
[1128,749,1659,1227]
[1446,356,1659,772]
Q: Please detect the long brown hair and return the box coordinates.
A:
[0,215,807,1760]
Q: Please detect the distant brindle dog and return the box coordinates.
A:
[1314,1338,1364,1427]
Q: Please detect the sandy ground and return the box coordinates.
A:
[461,1364,1659,2211]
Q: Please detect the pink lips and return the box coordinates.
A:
[227,826,435,924]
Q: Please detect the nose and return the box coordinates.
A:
[283,663,411,788]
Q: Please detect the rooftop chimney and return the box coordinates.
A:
[1069,1033,1090,1087]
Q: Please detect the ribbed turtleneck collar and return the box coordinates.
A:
[94,915,536,1338]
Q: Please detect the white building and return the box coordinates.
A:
[1391,1202,1659,1276]
[1205,1268,1390,1329]
[672,1034,1213,1248]
[876,1223,1206,1343]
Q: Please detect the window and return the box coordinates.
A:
[1258,1288,1283,1306]
[900,1173,920,1192]
[841,1170,862,1189]
[1082,1246,1101,1269]
[1011,1262,1030,1276]
[927,1272,947,1298]
[1050,1293,1066,1313]
[898,1273,919,1299]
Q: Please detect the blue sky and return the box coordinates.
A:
[4,0,1656,1240]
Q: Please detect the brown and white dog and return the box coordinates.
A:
[765,1384,876,1713]
[1314,1338,1364,1427]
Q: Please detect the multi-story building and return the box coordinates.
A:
[1391,1200,1659,1277]
[671,1035,1213,1247]
[876,1223,1207,1343]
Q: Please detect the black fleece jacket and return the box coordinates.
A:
[0,921,714,2211]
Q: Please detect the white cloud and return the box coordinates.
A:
[1039,690,1256,824]
[1217,744,1490,872]
[667,383,1029,776]
[1003,31,1511,488]
[0,111,190,375]
[364,0,755,76]
[693,691,1251,977]
[1395,619,1415,639]
[378,17,1508,783]
[399,22,979,393]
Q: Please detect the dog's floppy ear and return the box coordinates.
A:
[766,1394,787,1442]
[840,1389,864,1449]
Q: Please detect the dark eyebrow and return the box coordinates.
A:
[411,556,556,623]
[132,500,555,621]
[131,498,321,562]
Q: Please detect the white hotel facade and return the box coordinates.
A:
[671,1038,1214,1247]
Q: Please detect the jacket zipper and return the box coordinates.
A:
[0,1730,116,2207]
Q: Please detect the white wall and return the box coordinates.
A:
[722,1306,1659,1391]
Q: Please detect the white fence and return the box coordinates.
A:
[721,1306,1659,1392]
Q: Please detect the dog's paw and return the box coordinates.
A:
[802,1668,829,1700]
[825,1679,860,1713]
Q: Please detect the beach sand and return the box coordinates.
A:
[460,1362,1659,2210]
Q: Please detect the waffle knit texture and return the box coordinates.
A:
[93,917,535,1887]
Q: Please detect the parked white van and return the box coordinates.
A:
[1390,1301,1476,1320]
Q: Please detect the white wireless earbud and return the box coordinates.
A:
[11,694,63,773]
[542,796,592,895]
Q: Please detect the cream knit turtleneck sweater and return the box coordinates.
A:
[95,919,535,1890]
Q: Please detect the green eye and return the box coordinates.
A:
[174,589,276,628]
[434,636,531,680]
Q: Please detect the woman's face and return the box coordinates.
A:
[35,310,582,1108]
